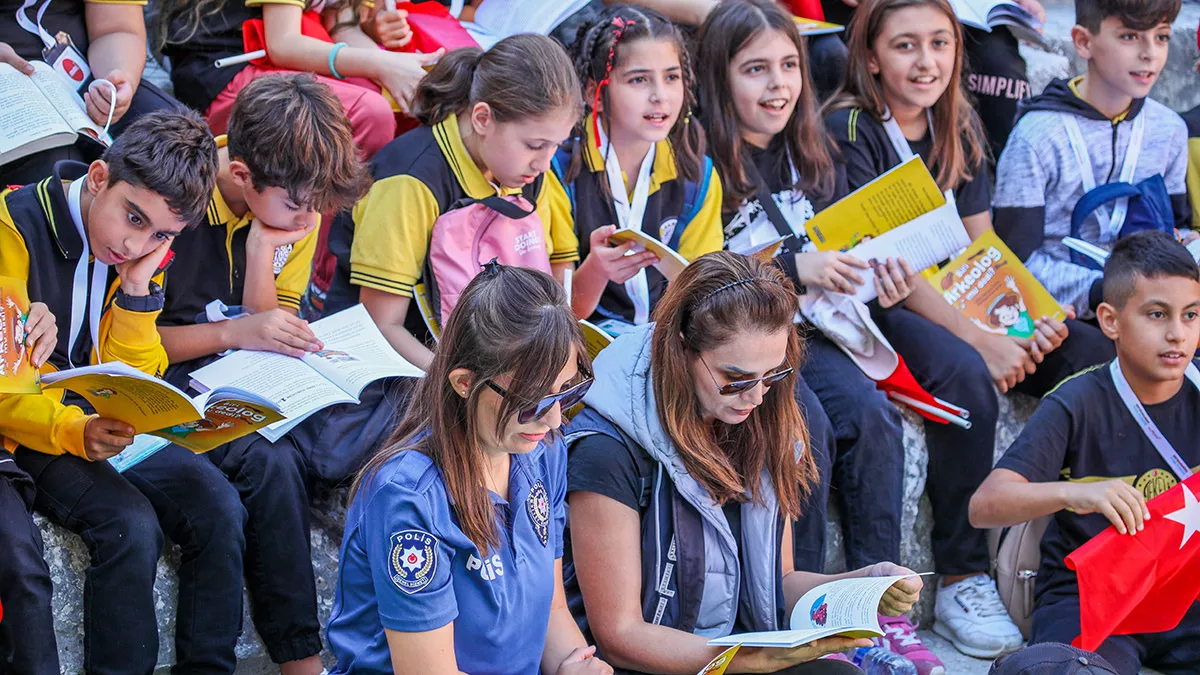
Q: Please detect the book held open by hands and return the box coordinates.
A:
[0,277,40,394]
[607,228,690,282]
[0,61,111,165]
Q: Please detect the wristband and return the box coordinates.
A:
[115,282,165,313]
[328,42,348,80]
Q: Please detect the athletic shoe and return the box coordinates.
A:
[878,615,946,675]
[932,574,1024,658]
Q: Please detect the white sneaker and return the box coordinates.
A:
[932,574,1024,658]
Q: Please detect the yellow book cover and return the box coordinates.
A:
[0,276,40,394]
[792,17,844,35]
[697,645,742,675]
[929,230,1065,339]
[804,156,946,252]
[607,228,690,281]
[153,398,285,453]
[413,282,442,341]
[579,320,614,362]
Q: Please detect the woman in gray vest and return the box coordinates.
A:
[563,251,922,674]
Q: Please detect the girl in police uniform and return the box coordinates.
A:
[328,263,612,675]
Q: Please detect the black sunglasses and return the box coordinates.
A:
[486,374,594,424]
[699,356,793,396]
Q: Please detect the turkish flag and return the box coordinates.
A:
[1065,472,1200,651]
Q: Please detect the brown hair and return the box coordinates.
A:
[351,265,589,554]
[650,251,815,517]
[102,109,219,229]
[1075,0,1180,32]
[695,0,836,211]
[826,0,986,193]
[566,4,705,185]
[227,74,369,214]
[411,34,583,127]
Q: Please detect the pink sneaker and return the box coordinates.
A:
[878,615,945,675]
[822,652,853,662]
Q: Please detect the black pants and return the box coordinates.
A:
[0,451,59,675]
[793,372,835,573]
[206,433,323,664]
[963,27,1031,162]
[1032,596,1200,675]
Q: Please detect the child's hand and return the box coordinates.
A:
[555,646,612,675]
[84,70,133,125]
[117,240,172,298]
[795,251,870,295]
[971,332,1035,393]
[0,41,34,75]
[83,417,134,460]
[1064,479,1150,535]
[247,218,319,255]
[580,225,658,284]
[22,302,57,368]
[372,7,413,49]
[1026,315,1069,363]
[376,49,444,112]
[871,256,917,308]
[864,562,923,616]
[230,309,323,358]
[738,637,873,671]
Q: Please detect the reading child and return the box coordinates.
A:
[548,5,724,330]
[993,0,1189,317]
[328,263,611,675]
[0,299,58,673]
[970,231,1200,675]
[564,251,922,675]
[0,110,251,673]
[159,0,438,159]
[695,0,913,587]
[154,74,369,675]
[324,34,582,370]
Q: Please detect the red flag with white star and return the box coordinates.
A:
[1066,472,1200,651]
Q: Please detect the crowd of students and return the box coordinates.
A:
[0,0,1198,673]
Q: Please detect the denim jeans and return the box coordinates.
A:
[0,451,59,675]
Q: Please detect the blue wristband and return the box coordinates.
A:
[328,42,348,80]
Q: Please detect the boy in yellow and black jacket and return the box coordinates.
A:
[153,74,369,672]
[0,110,248,674]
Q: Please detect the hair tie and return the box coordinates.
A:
[481,258,503,276]
[591,17,636,147]
[697,277,755,304]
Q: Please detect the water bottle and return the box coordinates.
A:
[850,646,918,675]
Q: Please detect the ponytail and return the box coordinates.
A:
[411,47,485,126]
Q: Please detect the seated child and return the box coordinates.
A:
[993,0,1189,317]
[970,230,1200,675]
[154,73,369,675]
[327,263,611,675]
[0,110,249,673]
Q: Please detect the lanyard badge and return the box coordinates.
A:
[16,0,93,94]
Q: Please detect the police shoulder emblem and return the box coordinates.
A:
[389,529,438,594]
[526,480,550,547]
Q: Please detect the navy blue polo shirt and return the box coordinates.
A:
[327,436,568,674]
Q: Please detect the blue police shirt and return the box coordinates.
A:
[327,436,568,674]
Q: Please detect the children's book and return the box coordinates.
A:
[948,0,1048,48]
[708,574,925,648]
[413,282,442,341]
[579,320,614,361]
[189,304,423,443]
[930,230,1065,339]
[107,434,170,473]
[39,361,284,453]
[0,62,112,165]
[804,156,947,252]
[742,233,793,263]
[0,277,40,394]
[792,17,844,36]
[697,645,742,675]
[608,228,690,282]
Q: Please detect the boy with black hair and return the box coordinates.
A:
[0,109,251,674]
[970,230,1200,674]
[154,73,369,675]
[993,0,1189,319]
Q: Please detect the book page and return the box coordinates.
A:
[579,320,614,361]
[301,304,423,395]
[0,63,73,156]
[40,362,201,433]
[845,201,971,303]
[28,62,109,144]
[607,229,690,281]
[805,157,946,252]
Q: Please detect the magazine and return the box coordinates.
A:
[0,61,111,165]
[0,277,40,394]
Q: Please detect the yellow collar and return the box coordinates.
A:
[1068,76,1130,123]
[210,134,254,230]
[583,113,677,193]
[432,113,522,198]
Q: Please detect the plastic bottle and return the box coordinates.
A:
[850,646,918,675]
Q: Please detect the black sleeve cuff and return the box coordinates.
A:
[115,282,165,313]
[1088,277,1105,313]
[777,248,806,296]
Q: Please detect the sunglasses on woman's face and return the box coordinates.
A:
[485,374,594,425]
[700,356,793,396]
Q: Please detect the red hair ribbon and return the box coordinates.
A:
[592,17,636,147]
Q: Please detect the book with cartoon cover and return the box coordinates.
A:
[0,277,40,394]
[39,361,284,453]
[708,575,923,648]
[929,230,1065,339]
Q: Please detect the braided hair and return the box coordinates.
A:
[564,4,706,191]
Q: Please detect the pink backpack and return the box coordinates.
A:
[425,193,553,326]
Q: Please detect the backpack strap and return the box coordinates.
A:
[668,155,713,251]
[549,144,577,214]
[1070,182,1141,239]
[445,194,537,219]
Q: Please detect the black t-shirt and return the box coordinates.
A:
[995,361,1200,602]
[825,106,992,218]
[567,433,756,633]
[3,0,89,62]
[162,2,267,113]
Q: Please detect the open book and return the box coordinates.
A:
[792,17,844,36]
[930,230,1065,338]
[949,0,1048,48]
[608,228,690,282]
[579,320,614,361]
[708,574,923,648]
[40,361,284,453]
[189,304,422,443]
[0,276,40,394]
[0,62,112,165]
